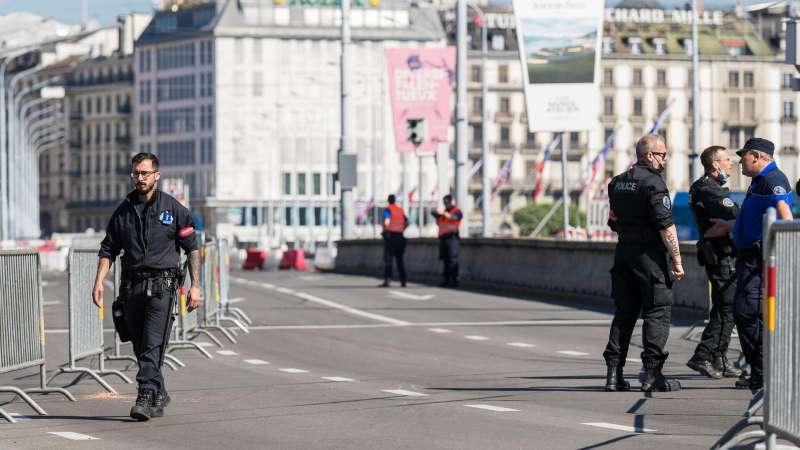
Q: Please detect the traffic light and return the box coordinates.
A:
[405,118,426,147]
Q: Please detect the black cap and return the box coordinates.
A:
[737,138,774,157]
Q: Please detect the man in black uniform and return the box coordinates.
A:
[686,146,742,379]
[92,153,200,421]
[603,134,684,392]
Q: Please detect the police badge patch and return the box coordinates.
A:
[722,198,735,208]
[662,196,671,210]
[773,186,787,195]
[159,211,173,225]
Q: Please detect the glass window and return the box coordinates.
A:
[299,207,308,226]
[633,68,643,87]
[633,97,643,116]
[603,68,613,86]
[783,73,793,89]
[284,207,293,226]
[472,95,482,116]
[783,101,794,119]
[498,65,508,83]
[499,126,510,147]
[283,173,292,195]
[657,69,667,87]
[729,71,739,88]
[604,96,614,115]
[657,97,667,113]
[729,98,740,117]
[314,207,323,226]
[499,97,510,114]
[297,173,307,195]
[743,71,754,88]
[470,65,481,83]
[472,124,482,148]
[313,173,321,195]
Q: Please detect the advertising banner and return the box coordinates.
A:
[161,178,190,208]
[512,0,603,132]
[385,47,456,154]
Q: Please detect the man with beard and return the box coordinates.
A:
[92,153,201,421]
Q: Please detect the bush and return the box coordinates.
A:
[512,202,586,237]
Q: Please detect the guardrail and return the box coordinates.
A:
[0,250,74,424]
[48,249,132,394]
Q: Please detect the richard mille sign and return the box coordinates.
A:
[274,0,380,6]
[605,8,724,26]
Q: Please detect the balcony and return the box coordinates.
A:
[494,112,514,123]
[781,115,797,124]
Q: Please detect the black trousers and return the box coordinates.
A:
[122,277,175,394]
[439,234,459,284]
[693,257,736,361]
[383,233,407,283]
[603,243,673,368]
[734,256,763,380]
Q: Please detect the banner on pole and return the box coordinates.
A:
[512,0,603,132]
[386,47,456,154]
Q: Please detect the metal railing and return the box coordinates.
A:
[48,249,132,394]
[218,239,253,332]
[199,241,237,343]
[166,269,214,360]
[0,250,74,424]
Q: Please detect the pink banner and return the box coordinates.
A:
[385,47,456,154]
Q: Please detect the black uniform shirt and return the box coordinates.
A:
[689,174,739,248]
[99,189,198,271]
[608,163,674,238]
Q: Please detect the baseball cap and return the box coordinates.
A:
[736,138,774,157]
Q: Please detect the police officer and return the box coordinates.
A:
[705,138,793,392]
[92,153,200,421]
[431,194,462,287]
[380,194,408,288]
[685,146,742,379]
[603,134,684,392]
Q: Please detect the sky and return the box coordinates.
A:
[0,0,156,26]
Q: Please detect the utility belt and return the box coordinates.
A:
[735,242,762,260]
[122,268,181,281]
[696,239,734,267]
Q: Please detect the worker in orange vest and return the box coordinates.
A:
[431,194,463,287]
[380,194,408,287]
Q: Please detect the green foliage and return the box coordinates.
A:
[512,202,586,237]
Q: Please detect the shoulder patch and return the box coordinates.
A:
[722,198,735,208]
[662,195,671,210]
[773,185,787,195]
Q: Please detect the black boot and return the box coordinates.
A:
[604,366,630,392]
[379,280,390,288]
[151,391,171,418]
[713,356,742,378]
[130,389,155,421]
[641,359,681,392]
[687,355,722,379]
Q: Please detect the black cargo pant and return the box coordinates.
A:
[121,276,176,394]
[603,242,673,369]
[384,233,407,283]
[734,256,763,380]
[438,233,459,285]
[693,256,736,361]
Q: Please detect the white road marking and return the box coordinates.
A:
[428,328,452,334]
[507,342,536,348]
[582,422,656,433]
[279,368,309,374]
[557,350,589,356]
[246,319,611,331]
[465,335,490,341]
[216,350,238,356]
[250,324,403,330]
[48,432,100,441]
[260,283,275,289]
[42,281,51,286]
[465,404,520,412]
[294,292,411,326]
[228,297,246,304]
[300,275,322,281]
[321,376,355,382]
[626,358,642,364]
[42,300,61,306]
[276,287,296,295]
[388,290,434,301]
[244,359,269,365]
[383,389,428,397]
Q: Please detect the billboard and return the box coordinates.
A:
[385,47,456,154]
[161,178,190,208]
[512,0,603,132]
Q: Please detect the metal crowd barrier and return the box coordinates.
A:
[198,241,237,343]
[166,272,213,360]
[216,239,251,333]
[48,249,132,394]
[0,250,74,424]
[714,207,800,449]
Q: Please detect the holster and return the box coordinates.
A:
[112,293,130,342]
[696,239,718,267]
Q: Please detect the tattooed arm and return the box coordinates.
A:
[187,249,201,312]
[659,225,684,280]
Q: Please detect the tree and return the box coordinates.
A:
[512,202,586,237]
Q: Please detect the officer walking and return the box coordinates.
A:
[705,138,793,392]
[92,153,201,421]
[603,134,684,392]
[431,194,462,287]
[380,194,408,288]
[685,146,742,379]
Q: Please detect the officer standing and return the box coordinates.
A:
[380,194,408,288]
[431,194,462,287]
[705,138,793,392]
[92,153,200,421]
[602,134,684,392]
[685,146,742,379]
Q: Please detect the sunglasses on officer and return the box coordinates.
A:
[130,170,158,179]
[650,151,667,160]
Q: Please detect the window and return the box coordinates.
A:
[157,108,196,134]
[284,207,293,226]
[745,98,755,120]
[498,65,508,83]
[156,140,195,166]
[729,98,740,118]
[784,101,794,119]
[604,96,614,115]
[657,69,667,87]
[783,73,794,89]
[139,112,152,136]
[139,80,152,104]
[499,96,510,115]
[657,97,667,114]
[729,127,741,149]
[297,173,306,195]
[470,65,481,83]
[729,71,739,88]
[314,207,323,226]
[602,37,614,54]
[633,97,643,116]
[633,68,643,87]
[499,125,511,147]
[604,127,614,142]
[491,34,505,51]
[299,207,308,226]
[526,131,537,148]
[569,131,580,150]
[743,71,754,88]
[472,124,482,148]
[156,42,195,70]
[313,173,321,195]
[156,75,196,102]
[283,173,291,195]
[603,68,613,86]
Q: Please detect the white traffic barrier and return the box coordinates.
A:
[0,250,74,423]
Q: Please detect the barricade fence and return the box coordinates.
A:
[216,239,251,333]
[198,241,236,343]
[166,262,213,360]
[0,250,74,423]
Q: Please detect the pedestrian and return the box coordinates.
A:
[380,194,408,288]
[92,152,201,421]
[602,134,684,392]
[685,146,742,379]
[705,138,793,392]
[431,194,462,287]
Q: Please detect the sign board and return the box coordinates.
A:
[385,47,456,154]
[161,177,190,208]
[512,0,603,132]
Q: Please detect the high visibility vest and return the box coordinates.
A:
[437,207,462,237]
[385,204,406,233]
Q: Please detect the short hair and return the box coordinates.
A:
[387,194,396,204]
[700,146,726,172]
[131,152,159,170]
[443,194,453,202]
[635,134,665,160]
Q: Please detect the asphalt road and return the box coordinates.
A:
[0,269,757,449]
